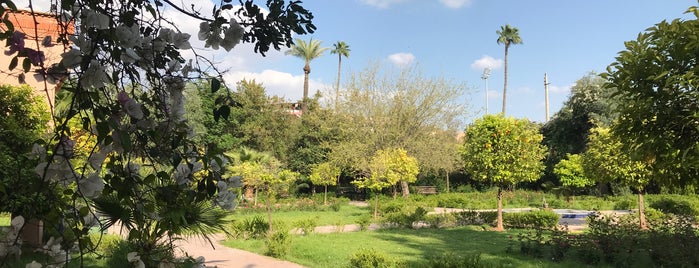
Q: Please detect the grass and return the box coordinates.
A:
[222,226,601,267]
[226,203,373,226]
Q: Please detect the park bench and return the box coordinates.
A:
[414,186,437,194]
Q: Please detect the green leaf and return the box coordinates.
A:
[211,78,221,93]
[22,57,31,72]
[8,56,17,70]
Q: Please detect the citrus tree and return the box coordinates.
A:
[461,114,546,231]
[309,162,340,205]
[353,148,419,219]
[582,127,653,229]
[553,154,595,200]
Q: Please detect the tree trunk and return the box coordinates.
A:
[254,187,258,206]
[245,186,254,199]
[266,189,273,232]
[638,189,648,230]
[502,44,509,115]
[335,55,341,113]
[495,186,505,231]
[392,185,397,199]
[302,62,310,115]
[373,192,379,219]
[400,180,410,198]
[324,185,328,206]
[446,170,450,193]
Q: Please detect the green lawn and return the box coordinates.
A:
[223,226,602,268]
[227,204,373,226]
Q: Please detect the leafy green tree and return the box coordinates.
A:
[461,114,546,231]
[541,73,615,186]
[328,64,466,195]
[582,127,653,229]
[227,147,279,205]
[603,5,699,186]
[286,38,328,113]
[309,162,340,205]
[331,41,350,112]
[553,154,595,199]
[0,84,50,218]
[353,148,419,218]
[260,169,299,231]
[496,24,523,115]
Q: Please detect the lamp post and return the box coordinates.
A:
[481,68,491,115]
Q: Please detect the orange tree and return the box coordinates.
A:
[461,114,546,231]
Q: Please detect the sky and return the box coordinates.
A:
[18,0,698,123]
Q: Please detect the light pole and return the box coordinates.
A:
[481,68,491,115]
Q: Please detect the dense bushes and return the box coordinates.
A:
[503,210,560,229]
[510,211,699,267]
[348,248,405,268]
[228,216,270,239]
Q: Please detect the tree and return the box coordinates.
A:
[496,24,523,115]
[353,148,420,218]
[582,127,652,229]
[309,162,340,205]
[328,63,467,195]
[331,41,350,112]
[0,85,50,219]
[461,114,546,231]
[0,0,316,266]
[286,38,328,114]
[540,73,615,186]
[553,154,595,199]
[603,5,699,186]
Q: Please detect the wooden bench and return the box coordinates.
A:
[414,186,437,194]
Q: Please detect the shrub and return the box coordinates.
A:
[503,210,560,229]
[265,222,292,258]
[650,197,698,218]
[425,213,455,228]
[383,206,428,229]
[453,210,496,226]
[356,215,372,231]
[294,217,318,235]
[427,252,483,268]
[228,216,269,239]
[613,199,634,210]
[348,248,404,268]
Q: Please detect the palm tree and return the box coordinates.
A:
[496,24,523,115]
[331,41,350,112]
[286,38,328,114]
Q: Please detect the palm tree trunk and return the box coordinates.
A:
[303,62,310,115]
[502,44,509,115]
[495,186,505,231]
[638,189,648,230]
[335,55,342,113]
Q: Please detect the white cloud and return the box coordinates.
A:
[470,55,503,71]
[549,84,572,94]
[360,0,409,8]
[387,53,415,67]
[223,70,330,101]
[440,0,473,9]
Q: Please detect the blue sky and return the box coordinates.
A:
[20,0,697,123]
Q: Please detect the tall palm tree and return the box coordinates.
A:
[331,41,350,112]
[286,38,328,114]
[496,24,523,115]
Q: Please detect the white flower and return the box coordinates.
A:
[127,252,145,268]
[11,216,25,229]
[166,59,181,73]
[127,162,140,176]
[78,172,104,198]
[174,163,191,185]
[210,156,228,173]
[229,176,243,188]
[83,9,110,29]
[172,32,191,50]
[115,24,141,47]
[25,261,42,268]
[60,49,82,68]
[192,256,206,268]
[221,21,244,51]
[88,145,110,170]
[31,143,46,160]
[81,60,110,88]
[123,99,144,120]
[198,22,211,41]
[121,48,141,64]
[191,162,202,174]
